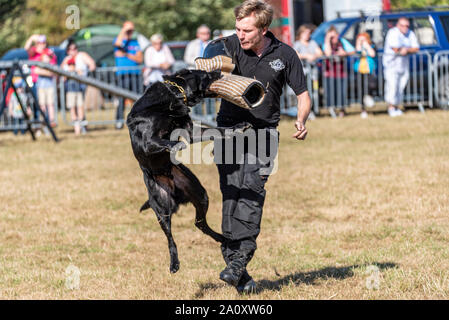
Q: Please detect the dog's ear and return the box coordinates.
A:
[129,82,180,115]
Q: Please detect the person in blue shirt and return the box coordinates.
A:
[113,21,143,129]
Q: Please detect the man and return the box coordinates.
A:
[184,25,214,117]
[184,25,211,68]
[383,17,419,117]
[113,21,143,129]
[209,0,311,293]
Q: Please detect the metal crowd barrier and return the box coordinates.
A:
[64,65,220,127]
[0,64,60,133]
[280,50,434,117]
[0,50,445,135]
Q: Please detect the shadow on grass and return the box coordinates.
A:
[194,262,397,298]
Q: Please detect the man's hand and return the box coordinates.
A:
[292,120,307,140]
[399,47,409,56]
[294,91,311,140]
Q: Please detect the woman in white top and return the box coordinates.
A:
[143,34,175,86]
[294,24,323,64]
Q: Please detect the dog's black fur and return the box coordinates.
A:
[127,69,250,273]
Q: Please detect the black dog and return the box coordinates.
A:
[127,69,251,273]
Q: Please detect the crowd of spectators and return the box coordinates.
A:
[7,17,421,137]
[293,17,419,118]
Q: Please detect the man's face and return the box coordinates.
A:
[235,13,267,51]
[397,19,410,35]
[197,27,210,42]
[152,39,162,51]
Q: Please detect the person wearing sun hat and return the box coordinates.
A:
[24,34,57,129]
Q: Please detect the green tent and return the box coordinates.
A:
[60,24,150,67]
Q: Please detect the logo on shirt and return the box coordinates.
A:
[269,59,285,72]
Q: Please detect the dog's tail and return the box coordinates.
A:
[140,200,151,212]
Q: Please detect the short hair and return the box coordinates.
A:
[197,24,210,33]
[397,17,410,25]
[234,0,274,29]
[150,33,163,43]
[296,24,317,40]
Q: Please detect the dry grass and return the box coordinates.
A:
[1,109,449,299]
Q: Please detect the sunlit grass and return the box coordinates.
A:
[0,109,448,299]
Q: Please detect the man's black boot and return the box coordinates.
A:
[236,270,257,294]
[219,259,245,287]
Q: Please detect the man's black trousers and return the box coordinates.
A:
[214,125,279,266]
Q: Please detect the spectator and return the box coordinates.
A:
[8,78,31,135]
[322,26,355,117]
[61,40,96,135]
[294,24,323,64]
[383,17,419,117]
[184,25,211,68]
[213,29,224,40]
[184,25,214,117]
[143,34,175,87]
[113,21,143,129]
[24,34,57,129]
[354,32,377,118]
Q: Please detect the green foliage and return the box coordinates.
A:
[391,0,449,9]
[0,0,242,56]
[0,0,26,55]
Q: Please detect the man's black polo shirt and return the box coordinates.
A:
[217,31,307,128]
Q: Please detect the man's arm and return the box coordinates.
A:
[126,50,143,64]
[293,90,311,140]
[392,47,419,55]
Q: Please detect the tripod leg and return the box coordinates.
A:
[11,79,35,141]
[17,64,59,142]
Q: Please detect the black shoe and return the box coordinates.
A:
[236,270,257,294]
[219,259,245,287]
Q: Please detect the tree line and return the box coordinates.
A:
[0,0,447,56]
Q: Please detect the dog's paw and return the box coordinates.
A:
[170,258,180,274]
[226,122,253,136]
[234,122,253,133]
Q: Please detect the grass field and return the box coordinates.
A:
[1,109,449,299]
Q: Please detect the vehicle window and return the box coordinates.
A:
[343,22,358,44]
[440,15,449,42]
[311,21,349,46]
[358,17,384,49]
[170,47,186,61]
[413,17,437,46]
